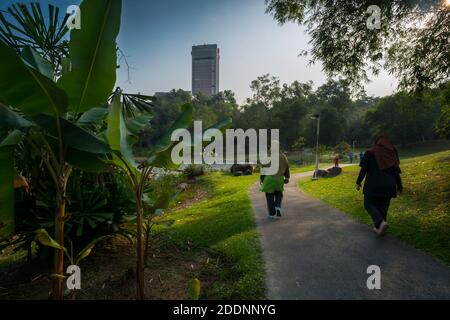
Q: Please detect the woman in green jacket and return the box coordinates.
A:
[260,152,290,219]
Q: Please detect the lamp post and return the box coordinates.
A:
[310,114,320,180]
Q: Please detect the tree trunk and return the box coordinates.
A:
[135,195,145,300]
[27,242,32,264]
[51,189,66,300]
[144,225,150,267]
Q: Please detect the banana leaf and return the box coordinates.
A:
[58,0,122,114]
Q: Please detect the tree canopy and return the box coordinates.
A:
[265,0,450,92]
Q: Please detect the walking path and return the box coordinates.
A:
[249,169,450,299]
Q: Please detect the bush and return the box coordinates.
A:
[334,141,351,157]
[183,165,205,180]
[2,170,135,262]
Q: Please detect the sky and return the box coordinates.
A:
[2,0,399,103]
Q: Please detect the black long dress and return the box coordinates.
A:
[356,151,403,228]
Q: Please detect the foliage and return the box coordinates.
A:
[291,136,306,152]
[334,141,352,156]
[233,75,447,150]
[265,0,450,92]
[188,278,201,300]
[183,164,206,180]
[0,130,23,239]
[435,82,450,138]
[145,75,447,154]
[0,2,69,76]
[58,0,122,114]
[364,92,440,146]
[105,87,232,299]
[137,89,239,152]
[315,144,328,157]
[138,75,440,154]
[34,228,108,266]
[236,76,356,148]
[0,0,122,299]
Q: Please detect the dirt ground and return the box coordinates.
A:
[1,236,221,300]
[0,180,219,300]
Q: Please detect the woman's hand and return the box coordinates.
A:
[356,184,361,191]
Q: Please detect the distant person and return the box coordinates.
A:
[334,154,340,168]
[260,147,290,219]
[356,135,403,236]
[349,151,354,164]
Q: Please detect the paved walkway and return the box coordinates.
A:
[249,170,450,300]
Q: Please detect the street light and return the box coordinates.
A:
[310,114,320,180]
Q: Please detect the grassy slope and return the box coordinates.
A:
[300,150,450,265]
[162,173,263,299]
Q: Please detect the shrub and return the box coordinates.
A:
[183,164,205,180]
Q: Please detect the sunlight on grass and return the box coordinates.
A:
[163,173,264,299]
[300,150,450,265]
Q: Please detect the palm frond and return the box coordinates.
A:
[0,2,69,75]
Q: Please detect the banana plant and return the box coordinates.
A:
[106,88,232,299]
[35,228,108,266]
[0,0,122,299]
[106,87,191,299]
[0,130,25,239]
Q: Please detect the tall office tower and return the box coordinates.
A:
[192,44,220,96]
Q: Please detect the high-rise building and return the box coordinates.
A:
[191,44,219,96]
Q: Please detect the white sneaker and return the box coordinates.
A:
[268,214,275,220]
[377,221,389,236]
[275,207,282,217]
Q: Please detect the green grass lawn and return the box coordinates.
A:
[300,150,450,265]
[162,173,264,299]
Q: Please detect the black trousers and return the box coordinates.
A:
[266,191,283,216]
[364,196,391,229]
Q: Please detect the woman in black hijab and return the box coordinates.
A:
[356,135,403,236]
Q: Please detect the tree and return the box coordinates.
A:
[364,92,440,146]
[291,136,306,163]
[247,74,282,107]
[315,79,353,115]
[0,0,122,299]
[265,0,450,92]
[300,79,354,147]
[334,141,352,157]
[316,107,346,146]
[435,81,450,138]
[106,89,193,299]
[140,90,238,152]
[270,98,309,149]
